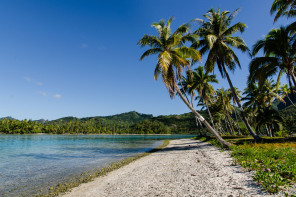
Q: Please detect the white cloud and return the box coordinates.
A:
[81,43,88,48]
[24,77,31,82]
[35,82,43,86]
[24,77,43,86]
[38,91,48,97]
[37,92,61,99]
[53,94,62,99]
[97,46,106,50]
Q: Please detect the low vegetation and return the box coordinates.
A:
[232,142,296,194]
[196,136,296,194]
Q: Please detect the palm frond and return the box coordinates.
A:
[158,51,172,71]
[223,22,246,36]
[140,48,162,60]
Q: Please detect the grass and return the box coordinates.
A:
[36,140,170,197]
[195,136,296,195]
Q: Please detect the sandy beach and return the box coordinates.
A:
[62,139,271,197]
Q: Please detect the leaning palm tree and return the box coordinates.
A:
[179,70,207,136]
[190,66,218,128]
[271,0,296,23]
[193,8,260,140]
[138,18,231,147]
[249,26,296,90]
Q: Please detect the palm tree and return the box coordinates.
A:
[270,0,296,23]
[242,83,262,113]
[229,87,243,135]
[193,8,260,140]
[262,80,285,106]
[179,70,207,136]
[230,87,242,105]
[243,80,284,110]
[138,18,231,147]
[249,26,296,90]
[179,66,218,135]
[190,66,218,128]
[255,107,283,137]
[179,70,196,105]
[279,84,296,107]
[215,88,235,135]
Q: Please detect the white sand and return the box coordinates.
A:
[62,139,274,197]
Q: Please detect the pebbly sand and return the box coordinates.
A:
[62,139,274,197]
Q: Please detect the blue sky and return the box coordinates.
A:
[0,0,292,120]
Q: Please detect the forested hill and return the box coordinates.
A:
[50,111,153,128]
[271,95,296,134]
[0,111,202,134]
[81,111,153,125]
[272,91,296,110]
[48,111,201,134]
[51,111,152,124]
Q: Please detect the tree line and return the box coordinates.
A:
[0,112,201,135]
[138,0,296,147]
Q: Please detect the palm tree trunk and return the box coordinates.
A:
[191,95,206,136]
[265,125,270,136]
[195,116,206,136]
[205,101,215,129]
[174,84,231,148]
[232,110,242,135]
[226,116,235,135]
[286,94,296,108]
[229,115,240,135]
[221,63,261,140]
[216,121,225,134]
[219,126,225,135]
[291,72,296,88]
[268,125,273,137]
[180,83,205,136]
[224,118,231,135]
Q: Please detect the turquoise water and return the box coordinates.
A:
[0,134,194,196]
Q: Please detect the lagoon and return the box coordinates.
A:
[0,134,194,196]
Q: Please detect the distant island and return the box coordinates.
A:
[0,111,202,134]
[0,98,295,135]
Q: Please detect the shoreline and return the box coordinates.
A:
[0,133,196,136]
[36,140,170,197]
[62,139,271,197]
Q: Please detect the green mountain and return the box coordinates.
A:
[0,111,204,134]
[50,111,206,134]
[271,93,296,134]
[51,111,152,124]
[81,111,153,125]
[273,91,296,110]
[278,104,296,134]
[0,116,16,120]
[52,116,80,123]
